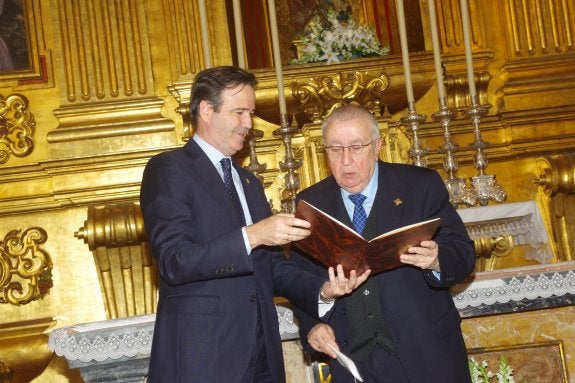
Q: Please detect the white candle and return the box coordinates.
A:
[232,0,246,68]
[459,0,477,98]
[198,0,211,68]
[427,0,446,101]
[395,0,415,107]
[267,0,287,115]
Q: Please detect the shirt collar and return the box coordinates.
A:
[193,134,228,167]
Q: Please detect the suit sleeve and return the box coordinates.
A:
[140,154,253,286]
[421,170,476,287]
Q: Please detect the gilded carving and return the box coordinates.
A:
[290,71,390,122]
[536,153,575,261]
[474,234,514,271]
[75,202,157,319]
[0,93,35,164]
[0,227,53,305]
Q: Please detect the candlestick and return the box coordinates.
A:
[427,0,446,104]
[198,0,211,68]
[267,0,286,114]
[459,0,477,100]
[232,0,246,68]
[395,0,415,110]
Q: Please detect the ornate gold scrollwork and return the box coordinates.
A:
[535,153,575,261]
[473,234,514,272]
[75,202,157,319]
[0,93,35,164]
[291,71,390,122]
[0,227,53,305]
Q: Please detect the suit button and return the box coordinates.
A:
[250,295,257,302]
[363,289,370,296]
[374,331,379,338]
[343,339,348,346]
[367,313,374,319]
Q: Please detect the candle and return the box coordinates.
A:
[395,0,415,109]
[427,0,446,102]
[232,0,246,68]
[267,0,287,115]
[459,0,477,98]
[198,0,211,68]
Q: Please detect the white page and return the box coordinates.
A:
[328,344,364,382]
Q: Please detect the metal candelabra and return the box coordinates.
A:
[434,97,477,207]
[273,113,302,213]
[462,94,507,206]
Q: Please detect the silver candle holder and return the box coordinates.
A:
[273,114,302,213]
[401,102,429,167]
[434,97,477,207]
[462,94,506,206]
[244,128,267,184]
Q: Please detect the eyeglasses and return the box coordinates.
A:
[324,140,375,156]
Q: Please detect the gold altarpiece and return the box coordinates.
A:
[0,0,574,382]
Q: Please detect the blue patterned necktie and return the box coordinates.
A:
[348,193,367,234]
[220,158,246,225]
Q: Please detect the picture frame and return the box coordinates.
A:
[468,340,569,382]
[0,0,43,82]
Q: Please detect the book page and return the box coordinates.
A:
[328,344,364,382]
[369,217,441,242]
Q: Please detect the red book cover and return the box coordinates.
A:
[293,200,441,276]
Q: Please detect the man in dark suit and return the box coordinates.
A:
[140,66,370,383]
[291,104,476,382]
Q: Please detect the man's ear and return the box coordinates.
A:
[198,100,213,122]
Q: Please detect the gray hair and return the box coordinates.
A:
[321,104,380,140]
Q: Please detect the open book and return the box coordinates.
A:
[293,200,441,276]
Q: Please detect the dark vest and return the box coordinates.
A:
[345,200,397,361]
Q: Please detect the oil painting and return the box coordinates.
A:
[0,0,29,72]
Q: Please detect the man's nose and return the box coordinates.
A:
[340,148,353,164]
[242,114,253,129]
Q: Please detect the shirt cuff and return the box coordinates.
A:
[318,295,335,317]
[241,227,251,254]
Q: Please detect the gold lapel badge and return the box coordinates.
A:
[394,198,403,206]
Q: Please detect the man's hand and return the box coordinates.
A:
[320,264,371,301]
[400,240,440,272]
[245,213,310,248]
[308,323,339,359]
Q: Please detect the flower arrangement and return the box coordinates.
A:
[290,10,390,65]
[469,355,516,383]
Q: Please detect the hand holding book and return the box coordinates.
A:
[293,200,441,277]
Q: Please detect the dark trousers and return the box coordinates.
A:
[240,314,273,383]
[356,344,409,383]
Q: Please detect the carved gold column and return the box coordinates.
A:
[75,202,156,319]
[535,153,575,262]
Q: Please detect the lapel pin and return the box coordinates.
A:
[245,178,250,184]
[394,198,403,206]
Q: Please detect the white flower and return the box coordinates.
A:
[469,355,517,383]
[290,10,390,65]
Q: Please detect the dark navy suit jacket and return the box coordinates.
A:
[291,161,475,383]
[140,139,324,383]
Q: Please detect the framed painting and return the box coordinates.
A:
[468,340,569,383]
[0,0,43,82]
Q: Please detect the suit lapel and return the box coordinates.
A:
[375,161,405,233]
[183,140,247,226]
